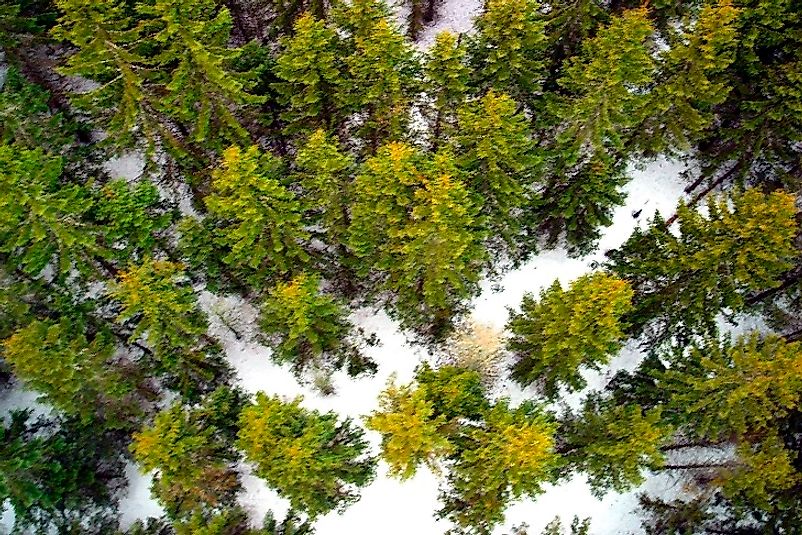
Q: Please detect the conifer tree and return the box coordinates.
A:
[132,400,240,519]
[607,189,798,344]
[260,273,375,377]
[0,145,100,278]
[632,1,740,155]
[109,258,225,397]
[2,320,135,425]
[559,398,672,495]
[664,333,802,438]
[507,273,634,399]
[268,0,328,35]
[470,0,546,102]
[237,393,376,518]
[536,8,654,253]
[273,14,345,133]
[340,18,419,149]
[424,31,471,146]
[333,0,392,40]
[454,90,537,256]
[294,129,354,250]
[137,0,263,145]
[543,0,607,85]
[205,145,309,285]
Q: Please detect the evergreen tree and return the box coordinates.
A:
[542,0,607,86]
[559,398,672,495]
[664,333,802,438]
[454,90,537,257]
[294,129,354,250]
[333,0,391,40]
[632,1,740,156]
[273,13,345,133]
[260,273,375,378]
[507,273,634,399]
[132,400,241,519]
[237,393,376,518]
[469,0,546,102]
[2,319,135,424]
[424,31,471,146]
[340,18,419,149]
[536,8,654,253]
[205,145,309,285]
[0,145,100,278]
[607,189,798,344]
[267,0,328,36]
[109,258,226,398]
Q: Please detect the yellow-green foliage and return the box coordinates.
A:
[508,272,634,398]
[365,379,454,479]
[237,393,375,518]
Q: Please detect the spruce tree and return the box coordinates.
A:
[260,273,375,378]
[469,0,546,102]
[204,145,309,285]
[536,7,654,253]
[507,272,634,399]
[340,18,419,149]
[273,13,345,133]
[424,31,471,146]
[607,189,798,344]
[237,393,376,518]
[454,90,537,257]
[2,319,135,425]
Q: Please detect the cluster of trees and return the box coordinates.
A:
[0,0,801,532]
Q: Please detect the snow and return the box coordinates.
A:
[117,462,165,530]
[417,0,484,49]
[103,153,146,182]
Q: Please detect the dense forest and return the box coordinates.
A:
[1,0,801,533]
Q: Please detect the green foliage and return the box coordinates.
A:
[294,129,354,248]
[537,8,654,253]
[560,399,672,495]
[2,319,135,424]
[470,0,546,100]
[664,333,802,438]
[0,145,99,277]
[0,411,124,533]
[205,145,309,286]
[507,273,633,398]
[454,90,537,255]
[237,393,376,518]
[340,18,419,148]
[425,31,471,145]
[540,516,591,535]
[261,273,374,378]
[274,14,345,133]
[333,0,392,40]
[607,189,798,344]
[441,402,559,533]
[132,396,241,519]
[632,1,740,155]
[110,258,226,398]
[543,0,607,84]
[93,179,172,261]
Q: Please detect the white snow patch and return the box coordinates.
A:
[116,462,165,530]
[103,152,146,182]
[417,0,483,49]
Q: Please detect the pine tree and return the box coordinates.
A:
[560,398,672,495]
[136,0,263,145]
[294,129,354,250]
[340,18,419,149]
[424,31,471,147]
[2,320,135,425]
[109,258,225,398]
[273,14,345,133]
[260,273,375,377]
[607,189,798,344]
[0,145,100,278]
[542,0,607,86]
[632,1,740,156]
[536,8,654,253]
[664,333,802,438]
[131,400,240,519]
[267,0,328,36]
[333,0,392,40]
[454,90,537,256]
[205,145,310,285]
[507,272,634,399]
[469,0,546,102]
[440,401,559,533]
[237,393,376,518]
